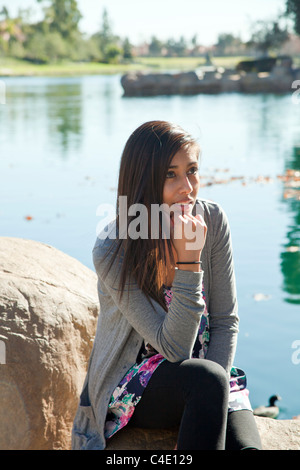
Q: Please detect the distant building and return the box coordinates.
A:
[280,34,300,56]
[131,42,150,57]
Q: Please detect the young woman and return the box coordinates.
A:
[72,120,262,450]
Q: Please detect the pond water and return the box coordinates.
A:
[0,74,299,419]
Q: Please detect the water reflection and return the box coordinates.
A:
[0,78,84,161]
[45,82,83,156]
[280,145,300,304]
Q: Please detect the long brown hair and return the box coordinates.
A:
[104,120,199,310]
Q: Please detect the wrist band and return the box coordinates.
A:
[176,261,202,265]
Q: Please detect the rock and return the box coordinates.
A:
[121,66,295,97]
[255,416,300,450]
[121,71,207,97]
[0,237,99,450]
[240,72,272,93]
[220,75,241,93]
[292,68,300,80]
[121,72,175,96]
[106,417,300,450]
[173,71,203,95]
[106,427,178,451]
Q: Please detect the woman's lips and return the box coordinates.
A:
[174,198,194,205]
[173,201,193,214]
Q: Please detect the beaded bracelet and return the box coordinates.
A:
[176,261,202,265]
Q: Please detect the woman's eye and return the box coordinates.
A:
[166,167,198,179]
[188,166,198,175]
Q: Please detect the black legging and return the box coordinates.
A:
[128,358,262,450]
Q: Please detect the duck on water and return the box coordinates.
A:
[253,395,281,419]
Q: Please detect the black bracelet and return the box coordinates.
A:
[176,261,202,265]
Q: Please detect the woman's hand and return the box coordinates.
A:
[170,208,207,269]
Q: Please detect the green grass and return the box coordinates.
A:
[0,57,143,76]
[136,56,250,71]
[1,55,298,77]
[0,56,253,77]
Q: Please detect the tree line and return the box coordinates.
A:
[0,0,299,64]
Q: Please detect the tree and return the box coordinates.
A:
[122,37,133,60]
[149,36,163,56]
[23,0,84,62]
[165,36,187,57]
[215,33,244,55]
[285,0,300,35]
[92,8,121,62]
[248,20,289,55]
[0,6,9,20]
[99,8,113,44]
[24,31,68,63]
[67,33,102,62]
[105,43,123,63]
[191,34,198,49]
[98,8,113,57]
[0,8,26,55]
[36,0,82,39]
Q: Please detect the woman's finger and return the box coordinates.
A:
[194,213,206,225]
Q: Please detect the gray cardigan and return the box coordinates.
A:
[72,199,239,450]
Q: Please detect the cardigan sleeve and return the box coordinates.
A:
[93,234,205,363]
[204,203,239,373]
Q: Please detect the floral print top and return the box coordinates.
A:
[104,285,252,440]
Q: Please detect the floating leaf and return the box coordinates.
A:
[286,246,299,252]
[253,293,271,301]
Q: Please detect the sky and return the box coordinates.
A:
[3,0,288,45]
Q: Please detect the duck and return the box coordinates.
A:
[253,395,281,419]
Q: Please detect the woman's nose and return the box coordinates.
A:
[178,175,193,193]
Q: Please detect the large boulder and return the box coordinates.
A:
[106,417,300,450]
[0,237,99,450]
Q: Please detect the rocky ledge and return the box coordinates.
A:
[121,65,300,97]
[0,237,299,450]
[106,417,300,451]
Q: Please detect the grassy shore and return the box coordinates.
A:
[0,56,251,77]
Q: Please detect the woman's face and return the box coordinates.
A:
[162,144,200,211]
